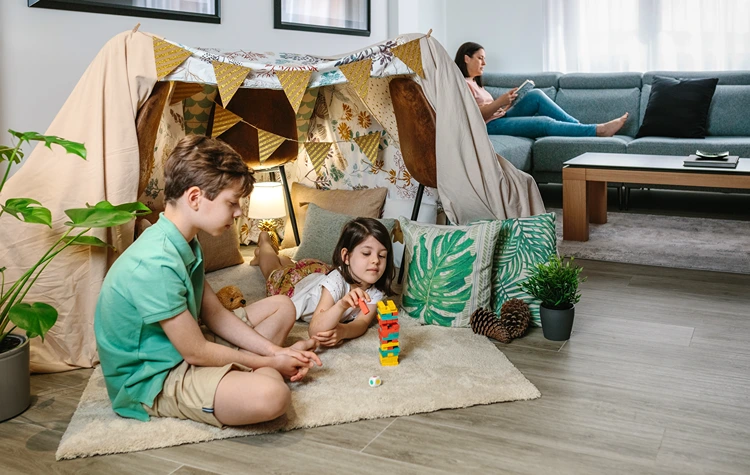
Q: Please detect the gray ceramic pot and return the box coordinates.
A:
[0,334,31,421]
[540,305,575,341]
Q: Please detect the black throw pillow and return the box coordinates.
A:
[636,76,719,139]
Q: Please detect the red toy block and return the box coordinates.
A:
[358,299,369,315]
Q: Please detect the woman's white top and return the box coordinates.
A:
[291,269,385,323]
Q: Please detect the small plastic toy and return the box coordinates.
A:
[358,298,369,315]
[368,376,382,387]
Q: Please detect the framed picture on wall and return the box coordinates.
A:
[274,0,370,37]
[28,0,221,24]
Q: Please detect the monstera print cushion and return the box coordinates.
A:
[490,213,557,327]
[398,217,501,328]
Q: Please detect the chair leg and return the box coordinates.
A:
[398,184,425,284]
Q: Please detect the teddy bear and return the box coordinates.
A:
[216,285,246,310]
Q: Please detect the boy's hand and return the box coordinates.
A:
[313,325,345,347]
[339,288,371,310]
[274,347,322,367]
[268,354,317,382]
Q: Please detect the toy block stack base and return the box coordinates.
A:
[377,300,400,366]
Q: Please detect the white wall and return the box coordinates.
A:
[0,0,390,174]
[445,0,545,74]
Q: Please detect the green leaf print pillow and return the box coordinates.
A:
[490,213,557,327]
[398,217,501,328]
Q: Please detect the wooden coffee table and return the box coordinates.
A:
[562,152,750,241]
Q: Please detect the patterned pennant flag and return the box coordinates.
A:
[354,132,381,165]
[304,141,332,174]
[392,39,424,78]
[257,129,287,164]
[210,105,242,137]
[212,61,251,107]
[276,70,313,113]
[296,87,320,141]
[339,58,372,99]
[152,37,193,80]
[170,82,204,105]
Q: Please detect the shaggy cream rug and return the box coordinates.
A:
[56,319,540,460]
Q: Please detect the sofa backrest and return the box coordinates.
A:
[643,71,750,136]
[555,73,642,137]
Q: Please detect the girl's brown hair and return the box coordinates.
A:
[164,135,255,203]
[332,217,394,296]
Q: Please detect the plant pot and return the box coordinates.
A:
[0,334,31,422]
[540,304,575,341]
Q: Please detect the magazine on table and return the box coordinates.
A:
[683,154,739,169]
[504,79,535,112]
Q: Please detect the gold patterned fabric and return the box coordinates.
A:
[340,58,372,99]
[212,61,251,106]
[152,37,192,80]
[304,141,333,174]
[353,132,381,165]
[276,70,313,113]
[210,105,242,137]
[392,39,424,78]
[257,130,287,164]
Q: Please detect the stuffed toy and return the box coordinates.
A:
[216,285,246,310]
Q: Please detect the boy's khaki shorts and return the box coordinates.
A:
[143,308,253,427]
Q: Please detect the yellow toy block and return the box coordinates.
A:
[377,300,398,315]
[380,341,399,351]
[379,354,399,366]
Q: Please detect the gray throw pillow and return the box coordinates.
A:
[294,203,396,265]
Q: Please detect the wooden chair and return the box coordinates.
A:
[388,78,438,282]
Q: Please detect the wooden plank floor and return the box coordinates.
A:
[4,259,750,474]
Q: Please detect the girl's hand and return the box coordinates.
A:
[313,325,345,347]
[339,288,371,310]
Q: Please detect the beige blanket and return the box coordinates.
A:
[412,34,546,224]
[0,31,156,372]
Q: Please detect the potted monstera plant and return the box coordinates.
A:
[0,130,148,421]
[520,255,586,341]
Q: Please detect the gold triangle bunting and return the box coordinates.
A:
[276,70,313,113]
[257,130,287,164]
[339,58,372,99]
[153,37,193,80]
[392,39,424,78]
[170,82,205,105]
[353,133,381,165]
[212,61,251,107]
[304,142,332,174]
[210,105,242,138]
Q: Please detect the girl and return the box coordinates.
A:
[455,41,629,139]
[251,217,394,347]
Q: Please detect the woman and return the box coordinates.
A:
[455,42,628,138]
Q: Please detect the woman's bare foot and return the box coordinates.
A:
[596,112,629,137]
[291,338,319,352]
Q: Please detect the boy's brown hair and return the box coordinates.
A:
[164,135,255,203]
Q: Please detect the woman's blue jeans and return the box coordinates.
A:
[486,89,596,138]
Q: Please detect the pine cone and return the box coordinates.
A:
[470,308,512,343]
[500,298,531,339]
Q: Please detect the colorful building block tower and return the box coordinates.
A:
[377,300,400,366]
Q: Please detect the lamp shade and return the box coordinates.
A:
[247,182,287,219]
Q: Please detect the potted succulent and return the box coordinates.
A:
[520,255,586,341]
[0,130,148,421]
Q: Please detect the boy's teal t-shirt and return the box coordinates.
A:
[94,213,204,421]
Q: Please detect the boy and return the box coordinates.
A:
[95,135,320,428]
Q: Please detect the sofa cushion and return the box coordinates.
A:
[488,135,534,172]
[707,86,750,136]
[198,223,245,272]
[532,136,631,173]
[558,72,642,89]
[627,136,750,157]
[636,76,719,139]
[554,88,641,137]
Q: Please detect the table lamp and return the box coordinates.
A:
[247,182,287,251]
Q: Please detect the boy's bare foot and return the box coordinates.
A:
[596,112,629,137]
[291,338,319,352]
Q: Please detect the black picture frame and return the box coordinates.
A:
[274,0,370,37]
[28,0,221,24]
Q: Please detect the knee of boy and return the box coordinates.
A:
[264,381,291,419]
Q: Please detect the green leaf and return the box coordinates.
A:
[0,145,23,164]
[1,198,52,226]
[402,230,475,326]
[9,302,58,341]
[64,200,150,228]
[62,235,113,248]
[9,130,86,159]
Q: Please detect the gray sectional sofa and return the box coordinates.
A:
[482,71,750,186]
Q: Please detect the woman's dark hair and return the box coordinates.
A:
[332,217,394,295]
[454,41,485,88]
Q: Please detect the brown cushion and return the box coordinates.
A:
[198,223,244,272]
[280,182,388,249]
